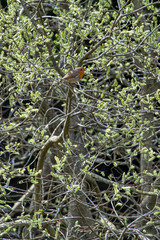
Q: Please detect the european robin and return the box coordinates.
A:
[61,67,85,83]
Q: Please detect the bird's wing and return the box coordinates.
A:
[63,70,80,80]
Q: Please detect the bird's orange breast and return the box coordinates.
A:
[62,67,85,83]
[78,68,85,80]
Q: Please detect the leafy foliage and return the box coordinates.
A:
[0,0,160,239]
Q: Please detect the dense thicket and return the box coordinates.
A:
[0,0,160,239]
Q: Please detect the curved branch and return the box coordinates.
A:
[34,88,73,212]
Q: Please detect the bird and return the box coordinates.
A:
[61,67,85,83]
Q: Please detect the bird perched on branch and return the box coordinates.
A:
[61,67,85,83]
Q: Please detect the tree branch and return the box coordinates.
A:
[78,0,131,66]
[20,0,64,77]
[34,88,73,212]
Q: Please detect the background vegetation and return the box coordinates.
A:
[0,0,160,239]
